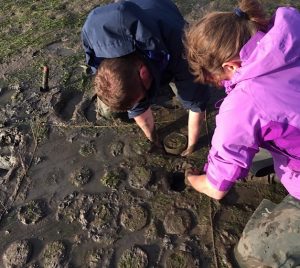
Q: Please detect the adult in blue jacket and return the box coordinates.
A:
[81,0,209,155]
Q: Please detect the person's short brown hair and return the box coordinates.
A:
[184,0,269,86]
[94,52,147,111]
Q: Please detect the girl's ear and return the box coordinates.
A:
[222,60,241,79]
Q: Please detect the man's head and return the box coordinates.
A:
[94,52,152,111]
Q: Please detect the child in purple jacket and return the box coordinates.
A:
[184,0,300,200]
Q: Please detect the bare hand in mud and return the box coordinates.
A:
[147,128,165,154]
[181,145,196,157]
[148,139,165,154]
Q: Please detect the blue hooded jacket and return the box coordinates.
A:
[82,0,209,118]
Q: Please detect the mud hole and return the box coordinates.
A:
[0,0,293,267]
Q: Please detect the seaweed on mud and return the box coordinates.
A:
[101,168,126,189]
[165,250,199,268]
[17,199,47,225]
[42,240,67,268]
[79,141,97,157]
[118,246,148,268]
[128,166,152,190]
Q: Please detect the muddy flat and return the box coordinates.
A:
[0,0,298,267]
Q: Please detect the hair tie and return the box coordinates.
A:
[234,8,249,19]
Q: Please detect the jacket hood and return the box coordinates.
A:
[225,7,300,93]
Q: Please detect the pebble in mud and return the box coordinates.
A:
[3,240,32,268]
[17,199,46,225]
[42,241,67,268]
[118,246,148,268]
[101,168,126,188]
[110,140,124,156]
[128,166,152,189]
[163,209,193,235]
[120,204,148,232]
[69,166,92,187]
[165,250,199,268]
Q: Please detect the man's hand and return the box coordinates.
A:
[181,144,196,157]
[148,127,164,153]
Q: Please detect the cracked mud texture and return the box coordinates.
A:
[0,0,297,267]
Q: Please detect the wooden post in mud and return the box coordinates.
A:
[40,65,49,92]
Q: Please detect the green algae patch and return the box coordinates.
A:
[165,250,199,268]
[101,169,126,189]
[42,241,67,268]
[17,199,47,225]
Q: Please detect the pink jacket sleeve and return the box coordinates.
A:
[205,88,260,191]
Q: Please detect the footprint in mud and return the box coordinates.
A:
[128,166,153,190]
[3,240,32,268]
[53,90,84,122]
[118,246,148,268]
[45,41,75,57]
[120,204,149,232]
[53,90,97,123]
[163,208,193,235]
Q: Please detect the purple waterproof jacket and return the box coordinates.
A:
[206,7,300,199]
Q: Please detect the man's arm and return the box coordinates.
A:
[133,108,160,146]
[181,110,205,156]
[187,171,227,200]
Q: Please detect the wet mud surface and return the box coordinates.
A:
[0,0,296,267]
